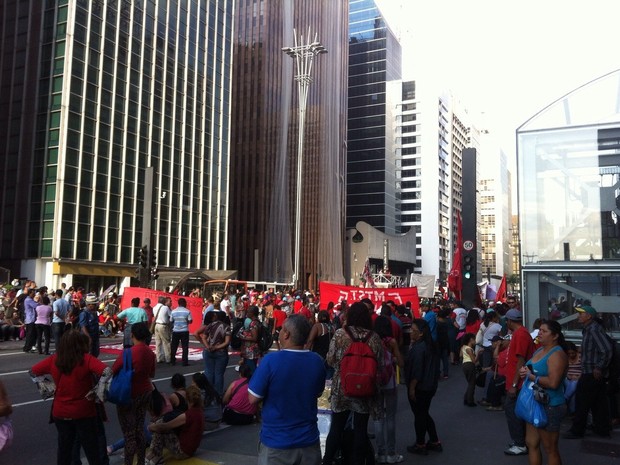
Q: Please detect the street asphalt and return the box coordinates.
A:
[1,336,618,465]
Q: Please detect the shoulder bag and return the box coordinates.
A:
[107,348,133,405]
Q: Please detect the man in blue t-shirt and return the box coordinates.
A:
[249,314,326,465]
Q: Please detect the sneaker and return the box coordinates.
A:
[386,454,404,463]
[375,455,387,463]
[486,405,504,411]
[406,445,428,456]
[504,444,527,456]
[426,441,443,452]
[478,399,491,406]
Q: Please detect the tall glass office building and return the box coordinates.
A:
[229,0,348,288]
[0,0,234,290]
[517,68,620,337]
[347,0,401,234]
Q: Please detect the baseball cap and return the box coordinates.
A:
[491,335,503,343]
[505,309,523,321]
[575,305,597,316]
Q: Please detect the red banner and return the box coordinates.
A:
[120,287,204,333]
[319,282,420,317]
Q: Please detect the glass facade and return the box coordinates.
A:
[517,69,620,336]
[347,0,401,234]
[0,0,234,285]
[229,0,348,287]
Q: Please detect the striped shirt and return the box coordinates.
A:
[580,320,613,375]
[171,306,193,333]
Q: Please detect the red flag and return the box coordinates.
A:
[496,274,507,303]
[362,258,375,288]
[447,212,462,299]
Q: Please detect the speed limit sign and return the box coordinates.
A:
[463,240,474,251]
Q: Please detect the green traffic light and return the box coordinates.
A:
[464,271,471,279]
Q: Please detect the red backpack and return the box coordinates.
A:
[340,327,378,397]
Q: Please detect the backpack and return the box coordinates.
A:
[377,338,395,387]
[257,323,273,354]
[230,321,244,350]
[340,327,377,397]
[605,334,620,385]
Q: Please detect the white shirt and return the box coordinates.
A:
[154,303,171,324]
[453,307,467,330]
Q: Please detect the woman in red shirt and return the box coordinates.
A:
[146,385,205,465]
[113,322,156,465]
[31,330,110,465]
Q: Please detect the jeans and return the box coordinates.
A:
[35,324,51,354]
[374,388,398,456]
[52,322,65,348]
[504,391,526,446]
[170,331,190,364]
[408,388,439,445]
[203,349,229,396]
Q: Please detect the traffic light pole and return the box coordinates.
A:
[141,166,154,288]
[461,148,478,308]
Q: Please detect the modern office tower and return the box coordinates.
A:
[347,0,402,235]
[479,143,513,279]
[229,0,347,288]
[0,0,234,290]
[392,80,479,285]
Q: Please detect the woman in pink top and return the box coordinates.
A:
[35,295,53,355]
[221,364,257,425]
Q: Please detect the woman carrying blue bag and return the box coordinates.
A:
[518,320,567,465]
[112,322,156,465]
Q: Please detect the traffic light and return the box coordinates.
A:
[150,249,157,268]
[463,255,474,280]
[151,267,159,280]
[138,246,148,268]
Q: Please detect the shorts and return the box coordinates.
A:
[542,403,567,432]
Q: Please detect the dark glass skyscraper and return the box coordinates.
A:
[0,0,234,290]
[347,0,401,234]
[229,0,348,288]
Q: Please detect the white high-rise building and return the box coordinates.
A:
[391,79,478,285]
[479,137,513,279]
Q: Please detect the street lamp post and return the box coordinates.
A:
[282,29,327,289]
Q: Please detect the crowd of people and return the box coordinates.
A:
[1,278,619,465]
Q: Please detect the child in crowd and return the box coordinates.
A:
[461,333,479,407]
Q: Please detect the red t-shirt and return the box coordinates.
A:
[112,343,156,397]
[273,309,287,329]
[31,354,107,419]
[299,306,313,321]
[178,406,205,456]
[504,326,534,391]
[466,320,481,335]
